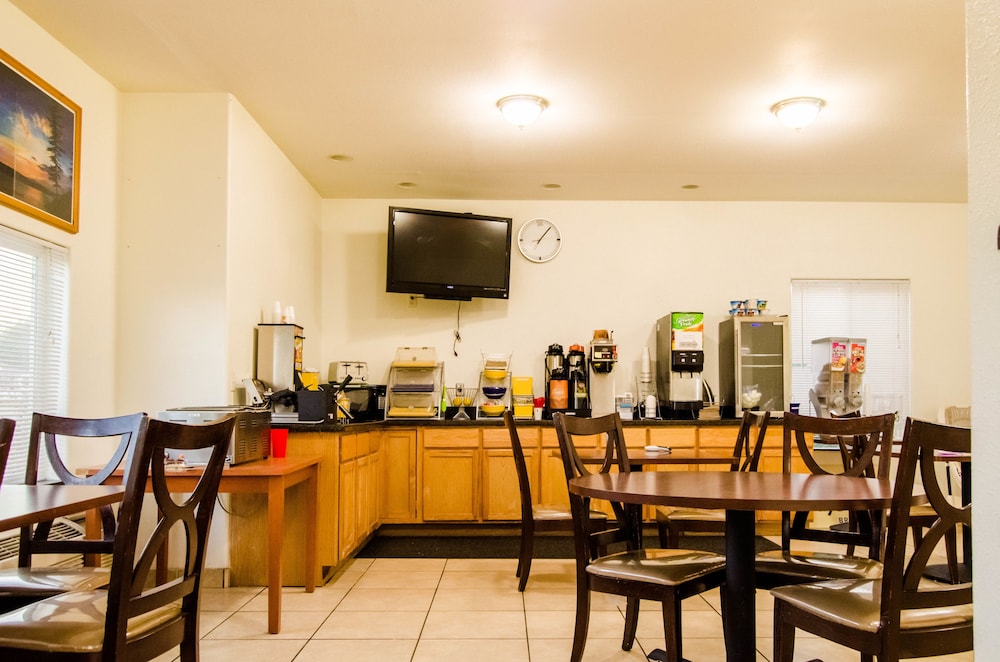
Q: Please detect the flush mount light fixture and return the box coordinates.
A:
[497,94,549,127]
[770,96,826,130]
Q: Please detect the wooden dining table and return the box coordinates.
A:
[0,484,126,530]
[577,447,737,471]
[569,470,893,662]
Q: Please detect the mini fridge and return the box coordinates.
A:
[719,315,791,418]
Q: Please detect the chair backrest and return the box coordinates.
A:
[781,411,897,557]
[103,415,235,661]
[0,419,14,484]
[19,412,148,566]
[878,418,972,654]
[733,410,770,472]
[553,412,637,560]
[504,411,535,522]
[943,405,971,427]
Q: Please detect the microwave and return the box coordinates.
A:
[337,383,386,422]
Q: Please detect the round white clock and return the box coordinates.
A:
[517,218,562,263]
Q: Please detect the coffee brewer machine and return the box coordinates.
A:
[809,337,867,417]
[589,330,618,417]
[567,344,590,413]
[655,312,705,419]
[543,344,568,419]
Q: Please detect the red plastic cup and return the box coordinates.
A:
[270,428,288,458]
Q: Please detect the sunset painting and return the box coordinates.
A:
[0,48,80,233]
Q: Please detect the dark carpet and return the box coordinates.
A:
[357,534,779,559]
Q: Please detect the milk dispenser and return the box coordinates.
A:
[809,337,867,417]
[589,330,618,417]
[655,312,705,419]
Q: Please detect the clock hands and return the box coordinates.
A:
[534,225,552,244]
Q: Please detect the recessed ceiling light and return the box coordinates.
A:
[328,154,354,162]
[681,184,700,190]
[397,182,417,189]
[497,94,549,127]
[770,97,826,130]
[542,183,562,190]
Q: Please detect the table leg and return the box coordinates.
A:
[304,468,317,593]
[267,477,285,634]
[724,510,757,662]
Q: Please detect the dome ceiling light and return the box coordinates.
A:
[497,94,549,127]
[770,96,826,130]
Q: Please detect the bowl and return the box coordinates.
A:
[480,403,505,416]
[483,369,507,380]
[482,386,507,399]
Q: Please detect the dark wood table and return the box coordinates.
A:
[90,456,321,634]
[577,448,737,471]
[0,484,126,530]
[569,471,892,662]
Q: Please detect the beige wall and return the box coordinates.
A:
[321,199,968,422]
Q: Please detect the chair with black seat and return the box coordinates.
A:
[755,411,897,589]
[504,411,607,591]
[771,418,973,662]
[0,414,236,662]
[553,412,725,662]
[0,412,147,611]
[655,409,770,548]
[0,418,14,482]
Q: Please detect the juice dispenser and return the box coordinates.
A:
[809,337,867,417]
[655,313,705,419]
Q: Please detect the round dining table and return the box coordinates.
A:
[568,470,892,662]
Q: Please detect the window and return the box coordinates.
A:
[790,279,911,437]
[0,225,69,484]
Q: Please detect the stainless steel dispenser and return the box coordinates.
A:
[589,330,618,417]
[655,312,704,419]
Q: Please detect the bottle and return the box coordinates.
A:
[440,384,448,416]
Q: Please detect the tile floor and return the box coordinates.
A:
[166,551,973,662]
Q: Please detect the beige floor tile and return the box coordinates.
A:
[445,557,517,572]
[636,635,734,661]
[528,637,651,661]
[195,638,307,662]
[203,609,328,640]
[421,609,527,639]
[437,569,522,589]
[240,585,348,612]
[431,586,526,611]
[198,609,232,636]
[336,587,436,611]
[633,606,725,640]
[200,586,264,611]
[367,557,447,572]
[353,569,442,589]
[526,609,629,641]
[523,587,625,611]
[412,638,530,662]
[311,609,427,639]
[294,638,417,662]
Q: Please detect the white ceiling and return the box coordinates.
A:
[11,0,968,202]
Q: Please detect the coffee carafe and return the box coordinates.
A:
[544,344,568,418]
[567,344,590,413]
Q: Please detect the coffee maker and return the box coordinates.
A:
[588,330,618,417]
[566,344,590,413]
[543,344,568,419]
[655,312,705,419]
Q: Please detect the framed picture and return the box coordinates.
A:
[0,47,81,234]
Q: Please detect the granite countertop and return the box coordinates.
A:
[275,415,777,433]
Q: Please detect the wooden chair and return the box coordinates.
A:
[771,418,973,662]
[755,411,896,589]
[0,414,236,662]
[0,412,147,610]
[504,411,607,591]
[0,418,14,483]
[553,412,725,662]
[655,410,770,547]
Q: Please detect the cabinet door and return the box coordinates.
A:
[339,459,357,560]
[483,448,522,520]
[382,428,418,522]
[422,449,479,520]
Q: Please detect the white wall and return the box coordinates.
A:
[966,0,998,651]
[321,199,967,421]
[0,2,120,420]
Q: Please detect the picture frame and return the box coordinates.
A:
[0,47,81,234]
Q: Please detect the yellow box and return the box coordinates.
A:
[511,376,533,396]
[513,403,534,419]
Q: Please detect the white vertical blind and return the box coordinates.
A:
[790,279,911,437]
[0,225,68,484]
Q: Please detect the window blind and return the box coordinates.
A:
[790,279,911,437]
[0,225,68,484]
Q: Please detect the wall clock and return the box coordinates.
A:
[517,218,562,263]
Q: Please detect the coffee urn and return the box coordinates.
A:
[544,344,568,418]
[588,330,618,417]
[567,344,590,414]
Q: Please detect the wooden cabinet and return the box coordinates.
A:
[338,430,379,561]
[482,427,524,521]
[381,428,418,522]
[421,428,479,520]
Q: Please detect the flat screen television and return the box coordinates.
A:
[386,206,512,301]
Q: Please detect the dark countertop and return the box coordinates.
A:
[276,415,776,434]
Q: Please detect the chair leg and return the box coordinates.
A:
[773,601,795,662]
[657,518,670,547]
[667,521,682,548]
[516,520,534,592]
[622,596,640,650]
[570,583,591,662]
[662,595,683,662]
[944,526,959,583]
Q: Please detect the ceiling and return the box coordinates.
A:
[11,0,968,202]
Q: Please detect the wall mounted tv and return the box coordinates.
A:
[386,206,512,301]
